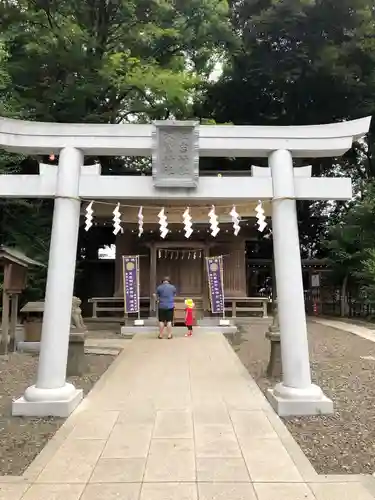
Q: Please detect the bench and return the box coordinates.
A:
[88,296,269,319]
[172,298,204,324]
[88,297,150,318]
[224,297,269,318]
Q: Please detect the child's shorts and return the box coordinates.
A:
[187,325,193,331]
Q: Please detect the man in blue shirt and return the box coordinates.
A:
[156,277,176,339]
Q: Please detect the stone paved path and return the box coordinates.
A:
[1,332,374,499]
[312,318,375,343]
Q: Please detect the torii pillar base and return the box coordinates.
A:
[12,384,83,418]
[266,383,333,417]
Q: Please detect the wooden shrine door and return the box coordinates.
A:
[149,242,210,315]
[156,247,204,297]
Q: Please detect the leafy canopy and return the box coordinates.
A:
[0,0,232,123]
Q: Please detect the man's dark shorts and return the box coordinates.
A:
[158,308,174,324]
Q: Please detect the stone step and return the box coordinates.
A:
[85,347,121,356]
[84,319,122,331]
[197,317,235,326]
[120,325,237,338]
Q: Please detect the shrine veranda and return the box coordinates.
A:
[0,116,371,418]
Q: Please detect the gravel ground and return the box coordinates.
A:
[0,351,115,476]
[232,320,375,475]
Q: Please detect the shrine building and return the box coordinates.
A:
[76,196,273,321]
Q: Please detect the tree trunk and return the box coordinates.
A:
[340,274,349,317]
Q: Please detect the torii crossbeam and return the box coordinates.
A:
[0,163,352,201]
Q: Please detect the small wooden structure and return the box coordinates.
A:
[0,246,44,354]
[20,301,45,342]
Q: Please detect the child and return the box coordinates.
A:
[184,299,195,337]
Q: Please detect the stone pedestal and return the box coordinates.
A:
[265,330,282,378]
[12,387,83,418]
[14,324,25,344]
[67,330,86,377]
[265,303,282,378]
[267,384,334,417]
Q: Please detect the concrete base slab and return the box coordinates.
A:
[17,341,40,352]
[142,317,158,326]
[85,347,121,356]
[120,325,237,337]
[198,317,235,326]
[12,389,83,417]
[266,388,334,417]
[220,319,231,326]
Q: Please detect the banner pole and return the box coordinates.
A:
[137,255,141,320]
[206,257,213,316]
[122,255,127,320]
[220,255,225,319]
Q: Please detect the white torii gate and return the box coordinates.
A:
[0,116,371,418]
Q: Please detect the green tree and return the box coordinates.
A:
[197,0,375,257]
[200,0,375,126]
[1,0,232,124]
[0,43,50,300]
[358,249,375,304]
[0,0,233,298]
[325,183,375,315]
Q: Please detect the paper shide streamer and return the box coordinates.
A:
[229,205,241,236]
[112,203,123,235]
[158,208,169,239]
[183,207,193,238]
[208,205,220,237]
[85,201,94,231]
[255,201,267,232]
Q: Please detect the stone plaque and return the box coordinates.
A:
[152,120,199,188]
[311,274,320,288]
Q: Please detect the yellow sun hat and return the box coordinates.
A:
[185,299,195,308]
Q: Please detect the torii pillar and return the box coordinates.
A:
[253,161,341,415]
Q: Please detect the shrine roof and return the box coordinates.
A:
[0,246,45,267]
